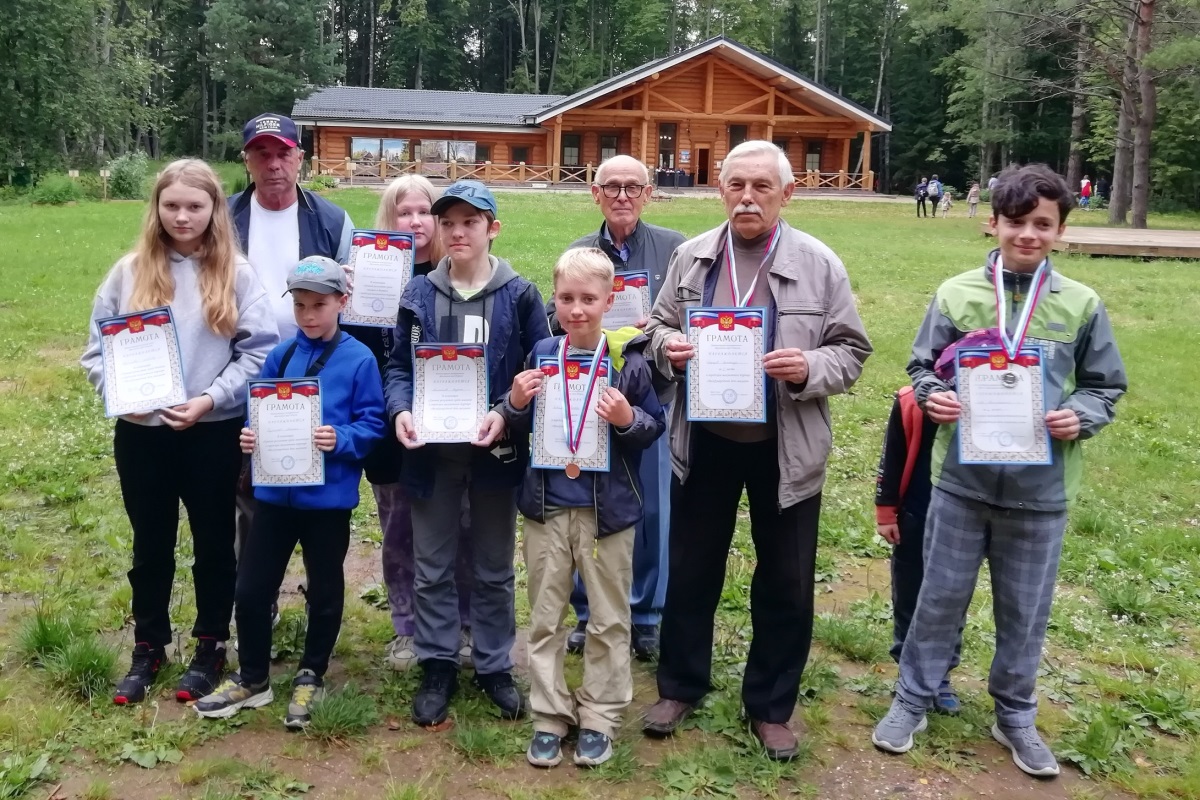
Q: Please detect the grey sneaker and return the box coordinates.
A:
[992,723,1060,777]
[871,699,928,753]
[194,674,273,719]
[385,635,417,672]
[284,669,325,730]
[458,628,475,671]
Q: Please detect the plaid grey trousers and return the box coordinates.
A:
[896,487,1067,727]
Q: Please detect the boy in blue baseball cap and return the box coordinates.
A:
[384,180,551,726]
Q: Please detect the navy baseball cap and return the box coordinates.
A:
[285,256,348,295]
[243,113,299,148]
[431,180,498,217]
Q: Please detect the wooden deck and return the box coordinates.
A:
[982,222,1200,259]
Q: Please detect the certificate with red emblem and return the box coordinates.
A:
[412,344,489,443]
[531,354,612,474]
[248,378,325,486]
[955,347,1052,465]
[96,306,187,418]
[686,307,767,423]
[602,270,652,330]
[342,230,415,327]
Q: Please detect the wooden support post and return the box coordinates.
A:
[586,163,593,184]
[450,161,458,180]
[519,162,526,182]
[380,159,386,179]
[840,139,850,175]
[838,170,847,189]
[861,130,873,191]
[552,116,563,182]
[705,59,715,115]
[640,118,649,165]
[766,89,776,142]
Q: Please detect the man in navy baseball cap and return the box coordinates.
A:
[242,113,300,149]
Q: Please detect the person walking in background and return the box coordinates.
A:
[1079,175,1092,210]
[940,192,953,219]
[915,178,929,218]
[966,182,981,218]
[926,175,943,216]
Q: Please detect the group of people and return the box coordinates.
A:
[81,112,1126,779]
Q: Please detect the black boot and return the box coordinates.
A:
[114,642,165,705]
[475,671,527,720]
[412,660,458,726]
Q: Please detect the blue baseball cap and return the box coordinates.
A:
[243,113,299,148]
[285,256,348,295]
[432,180,498,217]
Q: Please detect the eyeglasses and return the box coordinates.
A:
[599,183,646,198]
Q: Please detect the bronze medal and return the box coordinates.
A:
[565,462,581,480]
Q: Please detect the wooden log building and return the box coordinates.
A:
[291,36,891,191]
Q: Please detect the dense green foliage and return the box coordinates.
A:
[2,1,1199,208]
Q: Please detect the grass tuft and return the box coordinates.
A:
[812,612,890,663]
[1095,582,1166,624]
[450,720,524,765]
[44,634,117,700]
[304,683,378,742]
[16,608,75,666]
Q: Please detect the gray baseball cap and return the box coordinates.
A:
[285,256,348,295]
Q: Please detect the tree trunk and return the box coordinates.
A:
[547,0,563,94]
[1109,5,1140,225]
[414,47,423,90]
[368,0,375,87]
[508,0,530,88]
[1065,24,1088,191]
[532,0,542,93]
[1130,0,1156,229]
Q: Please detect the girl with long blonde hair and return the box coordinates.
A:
[82,158,278,706]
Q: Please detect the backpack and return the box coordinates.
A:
[927,180,940,196]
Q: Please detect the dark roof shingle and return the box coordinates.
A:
[292,87,566,127]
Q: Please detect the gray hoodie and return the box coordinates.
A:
[82,251,279,425]
[425,255,520,344]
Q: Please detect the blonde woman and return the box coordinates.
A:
[82,159,278,706]
[347,176,474,673]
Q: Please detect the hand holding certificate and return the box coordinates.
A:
[248,378,325,486]
[342,230,415,327]
[96,306,187,418]
[602,270,652,329]
[531,337,612,476]
[685,307,767,422]
[411,344,489,443]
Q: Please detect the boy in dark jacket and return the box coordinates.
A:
[196,256,385,729]
[507,248,665,769]
[874,386,960,714]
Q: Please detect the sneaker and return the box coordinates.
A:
[475,671,527,720]
[175,638,227,702]
[385,635,417,672]
[992,723,1060,777]
[194,674,273,719]
[871,699,928,754]
[412,661,458,726]
[573,729,613,767]
[934,678,961,715]
[526,731,563,768]
[642,698,695,737]
[565,620,587,655]
[631,623,659,662]
[458,628,475,671]
[284,669,325,730]
[113,643,165,705]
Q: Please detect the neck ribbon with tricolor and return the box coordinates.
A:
[558,334,608,456]
[724,223,781,307]
[994,254,1049,360]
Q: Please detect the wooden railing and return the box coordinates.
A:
[791,170,876,191]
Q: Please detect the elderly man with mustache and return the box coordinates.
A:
[641,140,872,760]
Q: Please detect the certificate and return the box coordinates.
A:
[685,307,767,423]
[96,306,187,418]
[248,378,325,487]
[955,347,1052,465]
[530,355,612,474]
[602,270,652,330]
[341,230,415,327]
[411,344,489,443]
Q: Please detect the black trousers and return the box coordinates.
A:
[916,196,928,217]
[114,417,243,648]
[890,508,963,670]
[235,501,351,685]
[657,425,821,722]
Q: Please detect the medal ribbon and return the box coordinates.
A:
[558,334,608,456]
[724,223,781,307]
[994,255,1049,360]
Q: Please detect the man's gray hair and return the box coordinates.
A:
[719,140,795,188]
[594,155,651,186]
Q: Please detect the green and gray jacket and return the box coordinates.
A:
[908,250,1127,511]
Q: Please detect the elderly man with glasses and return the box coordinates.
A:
[547,154,686,663]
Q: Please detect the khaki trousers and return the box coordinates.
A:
[524,508,634,738]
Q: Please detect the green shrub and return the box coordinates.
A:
[106,152,149,199]
[16,608,75,667]
[303,175,337,191]
[30,175,84,205]
[44,635,118,701]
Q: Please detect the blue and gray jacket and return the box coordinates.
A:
[228,183,354,263]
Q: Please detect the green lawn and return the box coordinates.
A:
[1,192,1199,799]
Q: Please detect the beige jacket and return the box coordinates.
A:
[646,219,872,508]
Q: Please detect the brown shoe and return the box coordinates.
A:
[642,698,696,737]
[750,719,799,761]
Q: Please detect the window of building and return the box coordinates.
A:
[476,144,491,163]
[512,145,530,164]
[447,141,477,163]
[729,125,748,150]
[805,140,823,172]
[351,137,381,162]
[658,122,677,169]
[562,134,581,166]
[600,135,618,162]
[772,138,790,154]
